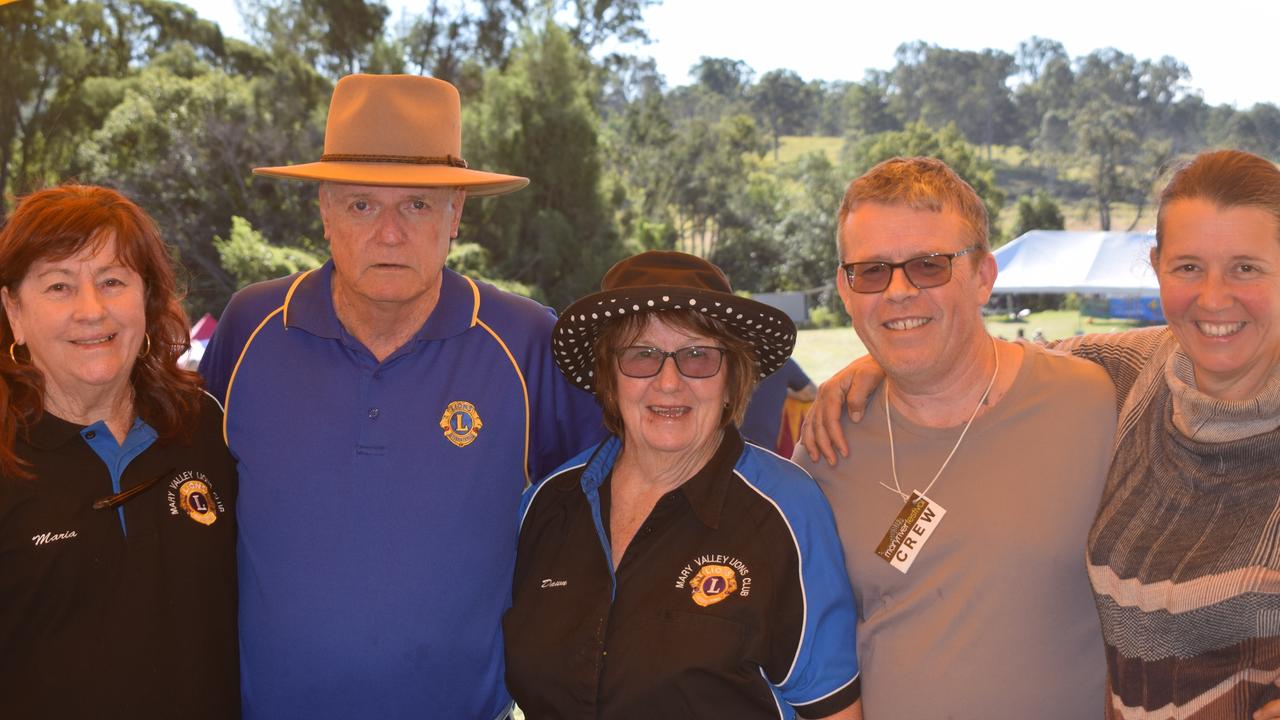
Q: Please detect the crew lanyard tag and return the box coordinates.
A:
[874,491,946,574]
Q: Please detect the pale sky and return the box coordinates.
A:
[186,0,1277,108]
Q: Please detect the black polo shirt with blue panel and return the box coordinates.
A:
[0,393,238,719]
[505,427,861,719]
[199,260,604,720]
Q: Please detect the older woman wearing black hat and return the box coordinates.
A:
[503,251,862,719]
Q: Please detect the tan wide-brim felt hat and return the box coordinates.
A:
[253,74,529,197]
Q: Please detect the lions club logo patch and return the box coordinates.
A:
[165,471,225,526]
[689,564,739,607]
[675,554,752,607]
[440,400,483,447]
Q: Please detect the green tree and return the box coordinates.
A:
[1013,36,1074,149]
[445,241,536,296]
[241,0,390,78]
[1212,103,1280,158]
[461,20,625,309]
[839,73,902,139]
[887,41,1021,152]
[665,56,753,124]
[0,0,234,212]
[1011,191,1065,238]
[710,151,844,304]
[843,121,1006,242]
[750,69,815,161]
[666,113,768,257]
[601,71,679,248]
[214,216,324,288]
[76,45,330,313]
[1064,48,1183,230]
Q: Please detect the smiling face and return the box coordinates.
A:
[837,202,997,387]
[320,182,466,314]
[1155,198,1280,400]
[615,315,729,463]
[1,231,147,414]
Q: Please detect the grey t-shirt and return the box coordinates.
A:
[799,343,1116,719]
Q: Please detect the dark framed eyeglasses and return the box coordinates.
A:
[616,345,726,379]
[840,244,981,294]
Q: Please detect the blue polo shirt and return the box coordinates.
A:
[200,261,604,720]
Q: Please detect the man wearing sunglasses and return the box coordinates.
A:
[796,157,1117,718]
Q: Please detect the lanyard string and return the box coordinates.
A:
[879,335,1000,502]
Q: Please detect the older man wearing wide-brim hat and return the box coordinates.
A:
[199,74,605,720]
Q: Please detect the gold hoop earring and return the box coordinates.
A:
[138,333,152,358]
[8,342,18,364]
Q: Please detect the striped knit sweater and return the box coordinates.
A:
[1057,327,1280,719]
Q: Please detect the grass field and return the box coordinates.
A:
[773,135,842,165]
[792,309,1147,384]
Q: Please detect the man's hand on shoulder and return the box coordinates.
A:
[799,354,885,466]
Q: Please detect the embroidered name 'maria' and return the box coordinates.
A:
[32,529,78,546]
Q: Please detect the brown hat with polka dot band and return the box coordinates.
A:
[552,251,797,393]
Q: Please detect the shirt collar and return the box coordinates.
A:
[283,260,480,342]
[23,411,85,450]
[23,411,155,451]
[676,426,743,530]
[579,426,744,531]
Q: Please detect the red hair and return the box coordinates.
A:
[0,185,205,479]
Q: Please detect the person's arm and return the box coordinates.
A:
[798,354,885,465]
[524,306,606,480]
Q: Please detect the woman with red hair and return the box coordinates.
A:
[0,185,238,719]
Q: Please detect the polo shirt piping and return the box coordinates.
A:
[733,442,864,702]
[220,269,310,445]
[800,669,863,706]
[280,266,316,329]
[757,666,786,720]
[734,444,863,707]
[518,459,591,531]
[467,273,481,327]
[475,315,533,485]
[732,463,809,687]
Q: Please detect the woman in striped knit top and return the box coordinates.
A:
[1054,149,1280,719]
[808,149,1280,718]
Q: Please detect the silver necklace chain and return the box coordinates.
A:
[879,336,1000,502]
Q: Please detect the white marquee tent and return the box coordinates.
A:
[991,230,1160,296]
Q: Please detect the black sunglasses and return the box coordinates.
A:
[841,244,981,294]
[616,345,726,379]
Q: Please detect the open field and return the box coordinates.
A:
[773,135,842,165]
[792,310,1148,384]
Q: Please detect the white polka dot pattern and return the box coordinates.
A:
[552,288,797,393]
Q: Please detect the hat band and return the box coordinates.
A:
[320,153,469,168]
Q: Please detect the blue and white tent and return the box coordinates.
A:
[992,230,1160,296]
